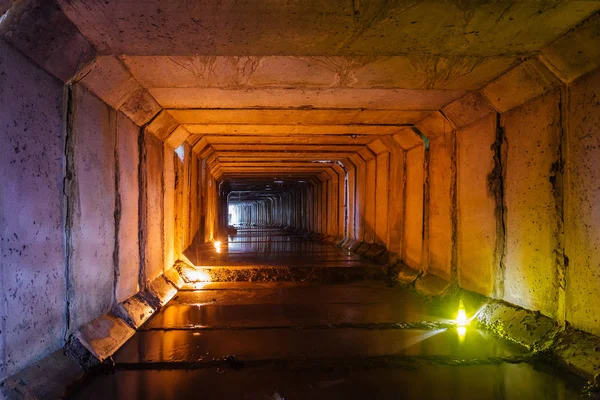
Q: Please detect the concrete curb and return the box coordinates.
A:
[0,266,186,399]
[0,350,85,400]
[474,300,600,381]
[113,293,156,329]
[76,313,135,362]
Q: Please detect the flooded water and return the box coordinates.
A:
[71,363,585,400]
[68,228,586,399]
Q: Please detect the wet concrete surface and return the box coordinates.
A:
[70,363,585,400]
[68,228,587,399]
[184,227,380,269]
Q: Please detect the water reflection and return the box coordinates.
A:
[70,363,585,400]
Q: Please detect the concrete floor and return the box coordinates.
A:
[69,229,586,399]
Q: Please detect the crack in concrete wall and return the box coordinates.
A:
[450,124,459,285]
[421,144,431,273]
[112,114,121,307]
[137,128,147,289]
[488,112,507,299]
[553,85,569,324]
[63,84,76,335]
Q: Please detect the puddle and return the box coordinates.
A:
[69,362,586,400]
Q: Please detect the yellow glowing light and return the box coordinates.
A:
[456,299,468,327]
[457,326,467,341]
[214,240,222,253]
[186,269,212,282]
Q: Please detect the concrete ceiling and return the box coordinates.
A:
[57,0,599,57]
[6,0,599,191]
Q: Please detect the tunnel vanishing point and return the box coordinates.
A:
[2,1,600,398]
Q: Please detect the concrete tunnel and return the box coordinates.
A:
[2,0,600,398]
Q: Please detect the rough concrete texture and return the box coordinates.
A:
[442,91,495,130]
[144,110,178,141]
[113,294,155,330]
[426,130,454,281]
[57,1,599,58]
[414,112,451,140]
[115,113,140,303]
[175,108,428,127]
[475,301,559,351]
[122,55,515,91]
[395,263,421,285]
[3,0,600,390]
[1,0,96,82]
[414,274,450,296]
[142,132,164,284]
[0,40,66,380]
[374,151,390,245]
[392,127,423,150]
[164,267,185,290]
[384,144,405,255]
[540,13,600,83]
[566,66,600,336]
[456,114,497,296]
[178,265,387,284]
[69,85,116,331]
[77,56,141,110]
[503,89,561,318]
[151,87,464,110]
[119,87,161,126]
[554,328,600,380]
[166,126,191,149]
[76,313,135,362]
[402,146,424,270]
[482,58,560,113]
[144,276,177,308]
[475,299,600,380]
[163,147,177,271]
[0,349,83,400]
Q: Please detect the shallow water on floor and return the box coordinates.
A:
[69,362,585,400]
[69,228,588,399]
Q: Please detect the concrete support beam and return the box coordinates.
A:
[402,145,425,270]
[144,110,179,142]
[482,58,561,113]
[442,91,496,130]
[75,56,160,125]
[140,132,165,285]
[416,114,455,282]
[540,13,600,84]
[456,114,497,296]
[1,0,96,82]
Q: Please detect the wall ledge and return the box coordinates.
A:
[475,300,600,381]
[0,267,186,399]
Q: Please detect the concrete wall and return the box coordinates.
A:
[402,145,424,269]
[0,40,66,380]
[503,89,562,318]
[174,150,185,256]
[566,67,600,336]
[375,152,390,245]
[0,39,181,381]
[386,147,405,254]
[142,132,164,284]
[115,113,140,303]
[427,131,454,280]
[68,85,115,330]
[164,145,177,269]
[457,114,497,296]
